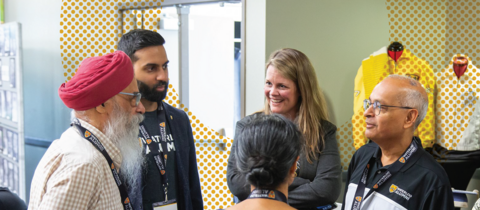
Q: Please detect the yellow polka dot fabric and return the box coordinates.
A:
[435,55,480,151]
[61,1,233,209]
[351,47,436,150]
[385,0,480,151]
[328,0,480,171]
[335,121,356,170]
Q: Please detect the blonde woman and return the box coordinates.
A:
[227,48,342,210]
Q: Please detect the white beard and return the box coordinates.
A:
[103,102,145,193]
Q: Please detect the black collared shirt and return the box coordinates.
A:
[0,187,26,210]
[342,137,454,210]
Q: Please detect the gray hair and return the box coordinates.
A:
[386,74,428,130]
[73,110,88,122]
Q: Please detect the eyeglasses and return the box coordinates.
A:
[363,99,413,116]
[118,92,142,107]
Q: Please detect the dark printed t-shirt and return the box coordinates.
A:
[140,110,177,210]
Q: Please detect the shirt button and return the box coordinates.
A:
[377,171,381,174]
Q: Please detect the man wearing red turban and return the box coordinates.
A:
[29,51,146,210]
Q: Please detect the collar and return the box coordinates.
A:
[372,137,421,172]
[76,118,123,170]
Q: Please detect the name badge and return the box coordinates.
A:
[153,199,177,210]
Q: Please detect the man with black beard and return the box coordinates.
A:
[29,51,146,210]
[118,29,203,210]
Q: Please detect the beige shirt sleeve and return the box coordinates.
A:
[32,161,102,210]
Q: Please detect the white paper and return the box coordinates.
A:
[1,66,9,82]
[0,91,5,118]
[154,203,178,210]
[6,91,12,120]
[11,93,17,123]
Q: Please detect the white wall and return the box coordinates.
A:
[161,4,241,138]
[244,0,389,125]
[5,0,69,139]
[5,0,70,202]
[244,0,266,116]
[188,14,235,137]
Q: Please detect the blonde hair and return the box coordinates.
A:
[263,48,329,163]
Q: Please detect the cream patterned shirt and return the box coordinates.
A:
[29,119,124,210]
[436,55,480,151]
[474,198,480,210]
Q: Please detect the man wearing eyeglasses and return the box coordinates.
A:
[30,51,146,209]
[118,29,203,210]
[342,75,453,210]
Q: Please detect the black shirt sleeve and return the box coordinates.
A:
[287,123,342,208]
[422,185,454,210]
[0,187,27,210]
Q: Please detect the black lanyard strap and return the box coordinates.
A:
[72,119,134,210]
[350,139,420,210]
[248,189,288,204]
[138,104,170,201]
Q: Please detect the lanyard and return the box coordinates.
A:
[138,104,170,201]
[350,139,420,210]
[248,189,288,204]
[72,119,134,210]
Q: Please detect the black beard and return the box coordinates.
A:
[138,80,169,103]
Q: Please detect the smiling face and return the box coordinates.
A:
[264,65,300,120]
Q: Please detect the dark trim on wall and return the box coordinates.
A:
[25,137,52,148]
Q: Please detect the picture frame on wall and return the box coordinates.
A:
[6,90,12,121]
[0,158,3,186]
[0,27,3,55]
[0,22,25,200]
[3,26,9,56]
[9,25,16,57]
[3,158,8,186]
[9,58,15,88]
[0,90,5,119]
[12,92,17,122]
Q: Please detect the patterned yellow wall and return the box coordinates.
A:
[164,86,234,209]
[445,1,480,64]
[338,0,480,169]
[60,0,163,81]
[336,121,355,170]
[387,0,447,71]
[387,0,480,150]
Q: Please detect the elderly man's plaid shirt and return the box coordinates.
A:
[29,119,125,210]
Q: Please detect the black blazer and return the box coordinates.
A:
[164,102,204,210]
[133,102,204,210]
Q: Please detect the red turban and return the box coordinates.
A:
[58,51,134,110]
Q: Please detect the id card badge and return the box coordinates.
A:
[153,199,178,210]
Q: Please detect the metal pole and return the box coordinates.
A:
[176,5,190,108]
